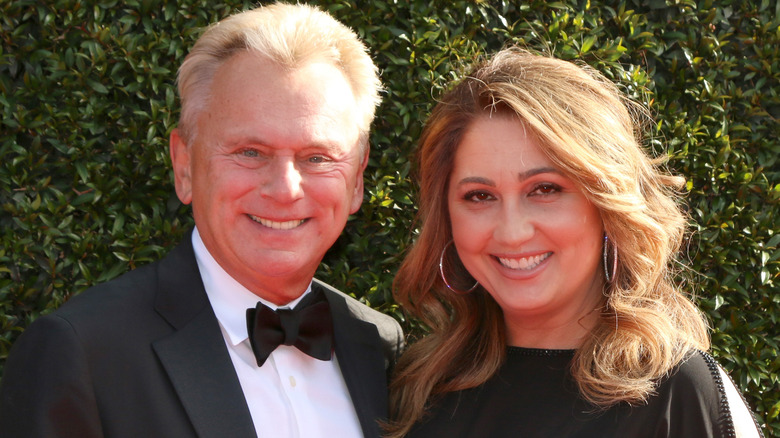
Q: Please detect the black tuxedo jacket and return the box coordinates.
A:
[0,233,404,437]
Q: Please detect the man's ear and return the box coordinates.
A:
[170,129,193,205]
[349,145,370,214]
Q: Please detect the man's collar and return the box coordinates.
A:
[190,226,312,345]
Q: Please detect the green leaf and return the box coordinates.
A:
[86,78,109,94]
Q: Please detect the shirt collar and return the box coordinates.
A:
[191,226,312,346]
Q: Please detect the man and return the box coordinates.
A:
[0,4,403,437]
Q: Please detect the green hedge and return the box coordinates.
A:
[1,0,777,434]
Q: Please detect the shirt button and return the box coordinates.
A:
[289,376,297,387]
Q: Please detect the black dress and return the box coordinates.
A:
[407,348,750,438]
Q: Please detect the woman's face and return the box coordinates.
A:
[447,116,605,346]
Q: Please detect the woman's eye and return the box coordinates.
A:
[465,191,494,202]
[531,183,560,195]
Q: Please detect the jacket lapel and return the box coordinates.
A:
[151,235,257,438]
[319,283,388,438]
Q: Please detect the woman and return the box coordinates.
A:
[387,48,762,437]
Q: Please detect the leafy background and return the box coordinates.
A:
[1,0,777,434]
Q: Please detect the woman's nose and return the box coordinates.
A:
[493,204,535,245]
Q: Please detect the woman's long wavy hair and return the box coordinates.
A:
[386,47,710,437]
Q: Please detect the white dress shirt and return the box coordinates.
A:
[191,228,363,437]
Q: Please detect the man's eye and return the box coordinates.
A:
[241,149,259,158]
[307,155,328,164]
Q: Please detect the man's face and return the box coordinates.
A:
[170,52,366,304]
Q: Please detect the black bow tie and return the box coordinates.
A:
[246,289,334,367]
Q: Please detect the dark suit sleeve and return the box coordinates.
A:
[380,316,404,374]
[0,314,103,437]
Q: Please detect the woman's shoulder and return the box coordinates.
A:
[657,350,763,438]
[663,350,722,393]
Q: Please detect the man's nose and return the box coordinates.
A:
[262,157,304,202]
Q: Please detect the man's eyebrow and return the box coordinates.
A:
[221,135,346,151]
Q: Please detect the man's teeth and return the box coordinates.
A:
[498,252,551,270]
[250,215,305,230]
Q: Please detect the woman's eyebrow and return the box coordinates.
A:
[517,167,561,181]
[455,176,495,187]
[455,167,562,186]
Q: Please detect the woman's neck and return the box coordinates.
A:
[503,302,602,349]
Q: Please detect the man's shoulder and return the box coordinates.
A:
[314,278,405,366]
[31,261,162,340]
[50,236,196,324]
[314,279,395,324]
[61,253,165,306]
[314,278,403,345]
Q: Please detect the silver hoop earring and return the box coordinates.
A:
[439,240,479,294]
[603,234,618,284]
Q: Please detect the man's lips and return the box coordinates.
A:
[248,214,307,230]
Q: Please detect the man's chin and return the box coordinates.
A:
[246,252,321,278]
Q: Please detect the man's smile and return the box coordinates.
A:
[249,214,307,230]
